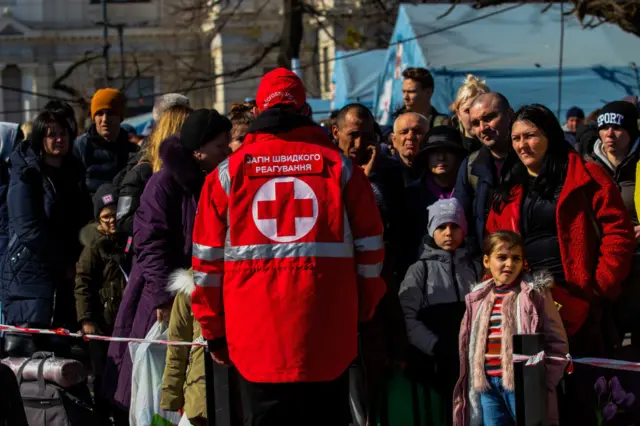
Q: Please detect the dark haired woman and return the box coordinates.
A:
[485,104,634,357]
[1,111,91,354]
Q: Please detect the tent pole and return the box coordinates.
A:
[557,1,565,118]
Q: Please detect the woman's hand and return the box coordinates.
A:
[210,347,232,366]
[634,225,640,240]
[156,304,172,324]
[81,321,97,335]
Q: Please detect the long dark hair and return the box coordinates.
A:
[30,111,72,157]
[492,104,569,211]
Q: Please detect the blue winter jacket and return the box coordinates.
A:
[0,122,22,261]
[1,141,88,326]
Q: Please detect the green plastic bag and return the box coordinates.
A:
[380,368,445,426]
[150,414,177,426]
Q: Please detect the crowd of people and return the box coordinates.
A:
[0,64,639,426]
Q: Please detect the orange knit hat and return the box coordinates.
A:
[91,88,125,120]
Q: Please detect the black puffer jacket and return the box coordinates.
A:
[114,152,152,237]
[73,126,139,196]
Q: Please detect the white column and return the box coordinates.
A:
[0,63,5,122]
[20,63,37,122]
[33,62,56,111]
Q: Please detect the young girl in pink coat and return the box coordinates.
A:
[453,231,569,426]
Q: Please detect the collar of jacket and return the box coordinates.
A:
[493,151,598,225]
[247,108,317,135]
[592,136,640,174]
[469,145,502,183]
[87,124,130,148]
[159,134,205,193]
[243,109,339,154]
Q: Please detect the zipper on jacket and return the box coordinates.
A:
[451,253,461,302]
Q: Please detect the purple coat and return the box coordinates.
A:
[104,135,204,409]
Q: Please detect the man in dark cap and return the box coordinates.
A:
[591,100,640,229]
[564,106,585,146]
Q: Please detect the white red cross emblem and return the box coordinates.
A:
[251,177,319,243]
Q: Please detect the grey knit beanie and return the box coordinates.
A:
[427,198,467,237]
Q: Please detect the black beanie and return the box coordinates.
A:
[179,109,232,152]
[93,183,119,220]
[597,101,639,142]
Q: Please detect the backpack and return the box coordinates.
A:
[466,149,481,191]
[16,352,96,426]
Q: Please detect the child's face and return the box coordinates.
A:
[433,223,464,252]
[483,243,524,286]
[99,206,117,235]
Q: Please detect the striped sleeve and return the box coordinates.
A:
[342,156,386,322]
[191,160,229,343]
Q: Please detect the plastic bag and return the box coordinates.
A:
[129,321,182,426]
[177,413,194,426]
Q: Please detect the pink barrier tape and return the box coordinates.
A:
[0,324,206,347]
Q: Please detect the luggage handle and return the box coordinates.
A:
[16,351,53,395]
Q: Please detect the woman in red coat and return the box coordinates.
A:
[486,104,635,356]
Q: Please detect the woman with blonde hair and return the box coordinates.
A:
[114,104,193,248]
[449,74,489,152]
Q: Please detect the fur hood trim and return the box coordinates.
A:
[525,270,555,292]
[79,222,109,247]
[470,271,554,293]
[168,268,195,296]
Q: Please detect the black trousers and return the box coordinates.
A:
[238,370,351,426]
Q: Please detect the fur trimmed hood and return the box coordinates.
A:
[470,271,554,295]
[79,222,105,247]
[168,268,195,296]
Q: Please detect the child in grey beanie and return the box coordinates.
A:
[399,197,480,421]
[427,198,467,239]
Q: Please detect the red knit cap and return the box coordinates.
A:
[256,68,306,111]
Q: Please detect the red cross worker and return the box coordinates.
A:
[191,68,386,425]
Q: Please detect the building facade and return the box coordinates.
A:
[0,0,213,124]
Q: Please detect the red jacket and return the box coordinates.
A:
[191,111,386,383]
[486,151,635,335]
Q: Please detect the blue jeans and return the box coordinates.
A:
[480,375,516,426]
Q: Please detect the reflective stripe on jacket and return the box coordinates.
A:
[191,111,386,383]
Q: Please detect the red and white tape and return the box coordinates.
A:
[0,324,206,347]
[3,324,640,372]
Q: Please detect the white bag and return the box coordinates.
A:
[129,321,182,426]
[178,413,194,426]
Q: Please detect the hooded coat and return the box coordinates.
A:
[0,123,23,267]
[591,137,640,225]
[160,269,206,422]
[73,125,139,196]
[74,223,127,335]
[399,241,481,357]
[452,273,569,426]
[105,134,204,409]
[1,140,89,327]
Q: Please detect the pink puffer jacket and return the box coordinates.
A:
[453,273,569,426]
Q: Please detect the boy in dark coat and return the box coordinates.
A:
[75,183,127,425]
